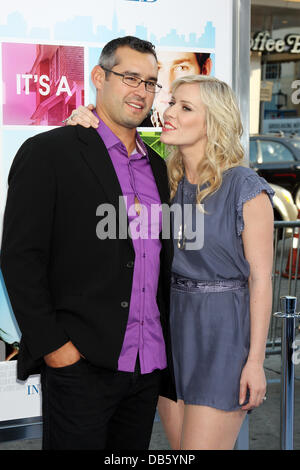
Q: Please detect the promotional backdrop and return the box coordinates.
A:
[0,0,234,421]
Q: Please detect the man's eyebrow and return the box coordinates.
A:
[122,70,158,82]
[158,58,193,67]
[172,58,193,65]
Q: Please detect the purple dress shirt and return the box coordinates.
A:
[95,115,167,374]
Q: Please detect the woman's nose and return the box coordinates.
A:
[163,106,175,124]
[165,102,176,118]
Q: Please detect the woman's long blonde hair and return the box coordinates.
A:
[166,75,245,204]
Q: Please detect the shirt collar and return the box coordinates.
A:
[93,111,148,161]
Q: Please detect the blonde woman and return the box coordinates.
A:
[67,75,274,450]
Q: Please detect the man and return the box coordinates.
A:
[0,36,176,450]
[145,50,212,127]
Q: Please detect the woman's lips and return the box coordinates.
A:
[162,121,176,131]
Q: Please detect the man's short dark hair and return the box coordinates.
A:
[98,36,157,74]
[195,53,211,72]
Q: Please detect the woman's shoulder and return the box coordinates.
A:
[223,165,275,203]
[223,165,257,181]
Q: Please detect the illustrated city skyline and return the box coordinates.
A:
[0,11,215,49]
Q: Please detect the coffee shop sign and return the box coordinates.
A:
[251,31,300,53]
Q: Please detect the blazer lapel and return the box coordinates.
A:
[76,125,132,246]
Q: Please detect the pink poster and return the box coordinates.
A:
[2,43,85,126]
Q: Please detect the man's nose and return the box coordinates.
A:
[134,81,147,97]
[159,70,172,94]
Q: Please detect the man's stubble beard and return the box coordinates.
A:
[118,110,149,129]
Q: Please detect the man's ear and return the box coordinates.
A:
[202,58,212,76]
[91,65,106,90]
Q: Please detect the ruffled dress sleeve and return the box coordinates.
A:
[236,173,275,236]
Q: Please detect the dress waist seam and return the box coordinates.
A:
[171,273,248,293]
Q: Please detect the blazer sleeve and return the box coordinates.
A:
[0,137,69,361]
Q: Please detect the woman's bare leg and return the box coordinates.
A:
[181,405,247,450]
[157,397,185,450]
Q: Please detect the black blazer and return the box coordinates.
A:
[0,125,176,401]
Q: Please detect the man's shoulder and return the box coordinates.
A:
[10,126,103,177]
[24,125,105,158]
[28,125,79,146]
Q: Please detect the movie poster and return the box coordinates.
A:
[0,0,233,421]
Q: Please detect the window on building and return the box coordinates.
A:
[266,63,281,80]
[55,49,60,83]
[251,4,300,135]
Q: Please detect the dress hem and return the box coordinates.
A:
[176,396,246,412]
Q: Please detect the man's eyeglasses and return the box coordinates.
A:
[101,66,162,94]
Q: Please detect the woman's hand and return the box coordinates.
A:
[66,104,99,128]
[239,359,267,411]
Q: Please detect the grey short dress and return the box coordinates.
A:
[170,165,274,411]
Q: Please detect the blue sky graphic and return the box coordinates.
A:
[0,11,215,49]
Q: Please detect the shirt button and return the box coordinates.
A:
[126,261,134,268]
[142,288,145,292]
[121,301,129,308]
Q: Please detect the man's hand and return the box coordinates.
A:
[44,341,82,368]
